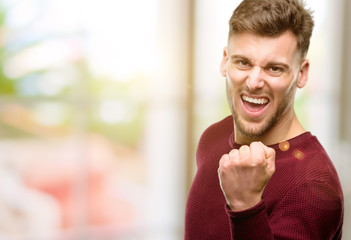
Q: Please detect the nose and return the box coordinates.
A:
[247,66,265,90]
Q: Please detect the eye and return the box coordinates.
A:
[239,60,249,66]
[266,65,284,76]
[270,66,283,72]
[234,60,251,70]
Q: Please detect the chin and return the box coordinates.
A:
[240,126,268,139]
[234,114,274,139]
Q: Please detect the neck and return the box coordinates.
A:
[234,111,306,146]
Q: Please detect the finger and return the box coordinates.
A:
[250,141,265,165]
[258,142,276,174]
[258,142,275,159]
[239,145,251,163]
[228,149,239,161]
[219,153,230,169]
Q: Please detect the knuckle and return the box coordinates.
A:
[229,149,238,158]
[250,141,260,148]
[219,154,230,168]
[221,153,229,161]
[239,145,251,159]
[222,159,234,169]
[239,145,250,152]
[221,162,230,169]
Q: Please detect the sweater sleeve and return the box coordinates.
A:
[226,200,274,239]
[225,180,343,239]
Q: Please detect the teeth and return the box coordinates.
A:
[242,95,268,105]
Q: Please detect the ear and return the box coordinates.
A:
[297,59,309,88]
[220,47,228,77]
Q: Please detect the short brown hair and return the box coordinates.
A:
[228,0,314,58]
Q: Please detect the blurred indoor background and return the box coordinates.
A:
[0,0,350,239]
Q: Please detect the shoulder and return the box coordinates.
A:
[196,116,233,164]
[276,132,343,195]
[302,135,340,181]
[198,115,233,147]
[276,133,337,179]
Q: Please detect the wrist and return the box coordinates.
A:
[228,197,262,211]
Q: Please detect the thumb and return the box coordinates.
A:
[259,142,276,174]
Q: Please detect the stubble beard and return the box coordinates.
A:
[233,105,281,139]
[226,82,297,139]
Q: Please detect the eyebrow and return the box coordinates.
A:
[230,54,291,71]
[266,61,291,72]
[230,54,251,63]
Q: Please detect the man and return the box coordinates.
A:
[185,0,344,239]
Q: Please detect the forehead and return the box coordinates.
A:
[228,31,299,65]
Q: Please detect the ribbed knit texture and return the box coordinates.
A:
[185,116,343,239]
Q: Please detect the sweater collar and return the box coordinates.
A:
[229,131,313,151]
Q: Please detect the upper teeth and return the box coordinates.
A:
[242,95,268,105]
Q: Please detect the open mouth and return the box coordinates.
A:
[241,95,269,113]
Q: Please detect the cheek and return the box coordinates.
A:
[271,79,297,103]
[226,68,246,87]
[280,77,297,95]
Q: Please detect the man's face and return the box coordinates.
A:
[220,31,309,141]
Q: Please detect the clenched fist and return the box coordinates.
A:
[218,141,276,211]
